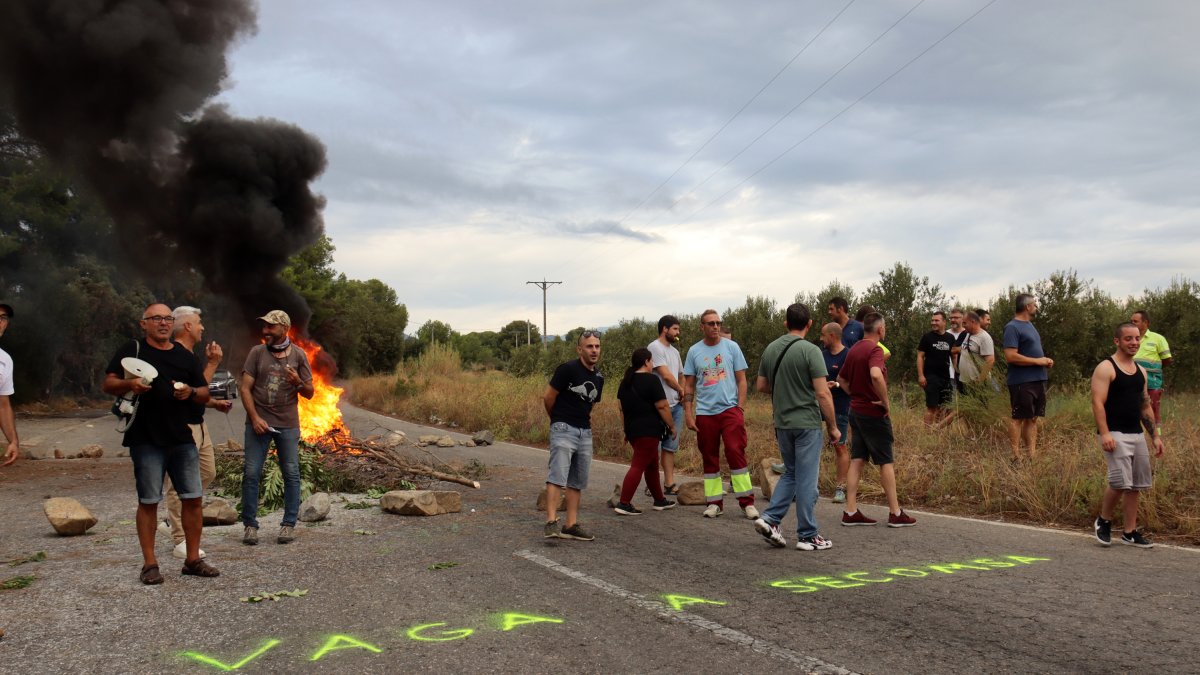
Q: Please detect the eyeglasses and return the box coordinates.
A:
[703,320,722,327]
[142,315,176,324]
[581,330,602,339]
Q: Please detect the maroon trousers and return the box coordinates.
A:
[619,436,665,504]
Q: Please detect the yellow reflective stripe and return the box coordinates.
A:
[730,472,753,496]
[703,476,723,499]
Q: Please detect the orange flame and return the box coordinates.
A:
[289,331,344,443]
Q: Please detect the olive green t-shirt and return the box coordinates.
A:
[757,335,828,429]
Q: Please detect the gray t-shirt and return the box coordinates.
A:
[957,330,995,384]
[243,344,313,428]
[647,338,683,406]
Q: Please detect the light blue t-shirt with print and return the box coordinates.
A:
[683,338,748,416]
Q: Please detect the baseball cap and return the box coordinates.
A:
[257,310,291,327]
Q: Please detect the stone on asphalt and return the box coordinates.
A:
[754,458,781,500]
[298,492,331,522]
[78,444,104,458]
[382,431,406,448]
[202,497,238,526]
[675,481,708,505]
[472,429,495,446]
[43,497,98,536]
[536,486,566,511]
[381,490,462,516]
[436,435,456,447]
[418,434,440,444]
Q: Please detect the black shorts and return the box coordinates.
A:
[848,411,894,465]
[1008,381,1047,420]
[924,374,954,409]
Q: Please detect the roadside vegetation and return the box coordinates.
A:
[351,344,1200,542]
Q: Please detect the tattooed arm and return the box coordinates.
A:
[1138,366,1165,457]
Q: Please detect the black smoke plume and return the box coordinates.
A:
[0,0,326,333]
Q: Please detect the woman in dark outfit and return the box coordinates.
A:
[615,348,678,515]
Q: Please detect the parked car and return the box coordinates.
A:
[209,369,238,400]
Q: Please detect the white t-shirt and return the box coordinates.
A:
[957,330,995,384]
[0,348,13,396]
[647,338,682,406]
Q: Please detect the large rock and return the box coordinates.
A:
[202,497,238,526]
[435,435,456,448]
[298,492,331,522]
[78,444,104,459]
[381,431,407,448]
[472,429,495,446]
[675,481,708,506]
[418,434,440,445]
[43,497,98,536]
[754,458,782,501]
[381,490,462,516]
[536,486,566,511]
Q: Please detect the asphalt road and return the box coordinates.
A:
[0,402,1196,674]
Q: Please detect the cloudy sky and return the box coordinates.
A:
[216,0,1198,335]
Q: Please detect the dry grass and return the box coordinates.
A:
[349,350,1200,541]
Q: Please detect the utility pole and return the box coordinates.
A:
[526,279,561,348]
[526,320,531,346]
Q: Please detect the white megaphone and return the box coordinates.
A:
[114,357,158,421]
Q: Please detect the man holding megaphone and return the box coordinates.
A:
[103,303,220,585]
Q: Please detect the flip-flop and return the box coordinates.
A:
[181,559,221,578]
[140,564,163,585]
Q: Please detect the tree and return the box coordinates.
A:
[861,262,947,382]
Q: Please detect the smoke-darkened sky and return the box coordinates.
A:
[215,0,1199,334]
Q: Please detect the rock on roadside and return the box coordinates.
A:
[298,492,331,522]
[435,435,456,448]
[472,429,495,446]
[675,481,708,506]
[43,497,98,536]
[536,486,566,511]
[202,497,239,526]
[381,490,461,516]
[753,458,781,501]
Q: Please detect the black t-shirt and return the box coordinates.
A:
[106,339,207,448]
[918,331,954,379]
[617,372,667,439]
[548,359,604,428]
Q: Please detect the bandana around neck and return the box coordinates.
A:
[267,336,292,353]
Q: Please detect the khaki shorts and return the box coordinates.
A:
[1102,431,1152,491]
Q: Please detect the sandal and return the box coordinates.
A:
[140,564,163,585]
[664,483,679,496]
[181,558,221,578]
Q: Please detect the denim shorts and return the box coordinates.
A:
[130,443,202,504]
[547,421,592,490]
[659,404,685,453]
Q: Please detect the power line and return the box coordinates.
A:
[612,0,858,228]
[679,0,998,224]
[634,0,927,232]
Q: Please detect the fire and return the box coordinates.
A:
[289,331,345,443]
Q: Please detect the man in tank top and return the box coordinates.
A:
[1090,322,1164,548]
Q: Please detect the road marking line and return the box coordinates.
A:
[515,549,855,674]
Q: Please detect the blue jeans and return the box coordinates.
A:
[547,421,592,490]
[242,424,302,528]
[659,403,685,452]
[131,443,201,504]
[762,427,823,538]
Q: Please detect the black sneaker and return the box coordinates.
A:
[543,519,562,539]
[1120,530,1153,548]
[652,499,676,511]
[1094,517,1112,546]
[614,503,642,516]
[560,523,595,541]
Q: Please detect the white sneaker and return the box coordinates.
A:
[157,519,171,536]
[702,504,723,518]
[743,505,760,520]
[172,542,206,560]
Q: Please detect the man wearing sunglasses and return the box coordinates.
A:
[542,330,604,540]
[683,310,758,520]
[103,304,218,584]
[0,303,19,467]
